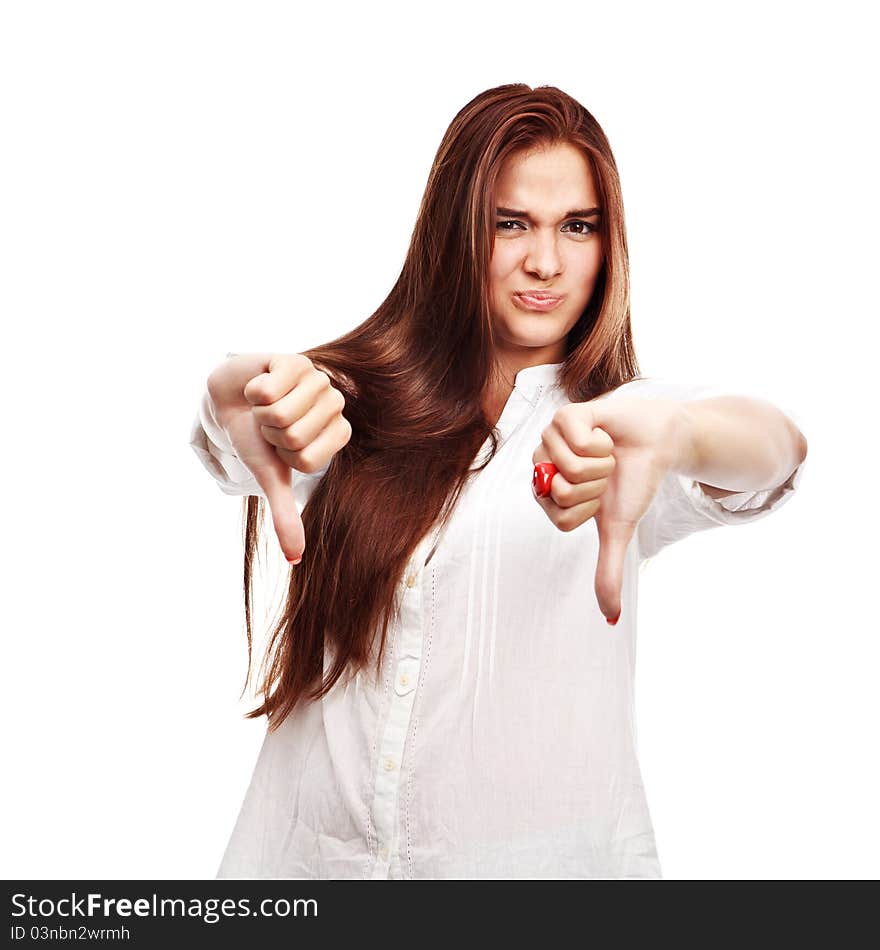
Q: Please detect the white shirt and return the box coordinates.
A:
[189,362,805,879]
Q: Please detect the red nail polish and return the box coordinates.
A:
[607,611,621,626]
[286,556,302,565]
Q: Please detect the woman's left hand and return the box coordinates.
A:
[532,396,688,625]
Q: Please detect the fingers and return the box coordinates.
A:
[538,421,615,486]
[245,357,351,474]
[242,353,314,406]
[275,413,352,474]
[542,465,609,510]
[531,413,617,533]
[255,380,342,451]
[593,518,630,623]
[555,410,614,459]
[249,460,307,562]
[536,426,614,507]
[534,491,602,533]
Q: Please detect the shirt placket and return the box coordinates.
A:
[367,382,546,880]
[368,531,433,880]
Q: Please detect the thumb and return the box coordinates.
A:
[593,509,635,626]
[251,458,306,564]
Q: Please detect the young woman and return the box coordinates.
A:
[190,84,807,879]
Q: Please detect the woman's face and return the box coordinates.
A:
[488,141,604,372]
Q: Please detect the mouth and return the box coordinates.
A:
[514,292,564,312]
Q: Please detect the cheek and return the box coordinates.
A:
[489,243,518,279]
[587,241,604,275]
[571,246,604,286]
[488,256,515,305]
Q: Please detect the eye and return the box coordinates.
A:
[495,219,598,236]
[562,220,598,236]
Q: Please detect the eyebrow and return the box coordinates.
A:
[495,206,602,219]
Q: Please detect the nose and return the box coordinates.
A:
[523,232,563,281]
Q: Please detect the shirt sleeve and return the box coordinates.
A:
[188,379,330,515]
[598,375,807,562]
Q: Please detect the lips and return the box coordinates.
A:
[514,292,564,312]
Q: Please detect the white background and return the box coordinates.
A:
[2,0,876,879]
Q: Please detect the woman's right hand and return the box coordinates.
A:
[206,353,352,563]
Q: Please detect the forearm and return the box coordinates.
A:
[674,396,808,492]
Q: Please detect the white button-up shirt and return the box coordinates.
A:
[189,362,805,879]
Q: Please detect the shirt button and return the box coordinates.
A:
[394,661,417,697]
[405,573,417,588]
[384,757,395,771]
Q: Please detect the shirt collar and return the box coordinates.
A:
[512,362,564,400]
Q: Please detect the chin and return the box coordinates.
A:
[503,323,566,347]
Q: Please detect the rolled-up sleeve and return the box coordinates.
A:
[638,452,806,561]
[673,456,804,525]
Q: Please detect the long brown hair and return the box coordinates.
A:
[240,83,641,730]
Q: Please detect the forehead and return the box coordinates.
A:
[495,142,599,206]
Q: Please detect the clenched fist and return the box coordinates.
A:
[206,352,352,563]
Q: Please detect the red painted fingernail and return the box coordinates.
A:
[286,556,302,565]
[532,462,558,498]
[606,611,621,626]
